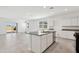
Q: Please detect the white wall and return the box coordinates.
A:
[17,20,26,33]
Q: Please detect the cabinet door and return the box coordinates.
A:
[31,35,41,53]
[46,33,53,47]
[71,17,78,26]
[25,34,31,50]
[60,31,75,40]
[67,19,72,26]
[62,19,71,26]
[40,35,47,52]
[77,17,79,26]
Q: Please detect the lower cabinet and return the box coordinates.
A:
[46,33,53,48]
[31,35,41,53]
[31,33,53,53]
[40,35,47,52]
[25,34,32,50]
[58,31,75,40]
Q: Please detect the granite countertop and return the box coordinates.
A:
[26,32,46,36]
[26,30,56,36]
[62,29,79,31]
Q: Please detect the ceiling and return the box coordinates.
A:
[0,6,79,20]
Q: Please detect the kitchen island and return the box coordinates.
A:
[26,30,56,53]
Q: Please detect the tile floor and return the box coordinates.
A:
[45,38,76,53]
[0,33,32,53]
[0,33,76,53]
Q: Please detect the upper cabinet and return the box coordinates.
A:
[71,16,78,26]
[47,18,55,30]
[62,16,79,26]
[77,17,79,26]
[63,19,71,26]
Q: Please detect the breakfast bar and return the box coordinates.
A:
[26,30,56,53]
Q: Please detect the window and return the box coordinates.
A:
[39,21,48,29]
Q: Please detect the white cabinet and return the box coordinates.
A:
[31,35,47,53]
[62,16,79,26]
[71,18,75,26]
[46,33,53,47]
[31,33,54,53]
[77,17,79,25]
[25,34,31,50]
[27,20,39,32]
[40,35,47,52]
[67,19,72,26]
[31,35,41,53]
[47,19,54,29]
[71,17,78,26]
[62,19,71,26]
[59,31,75,40]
